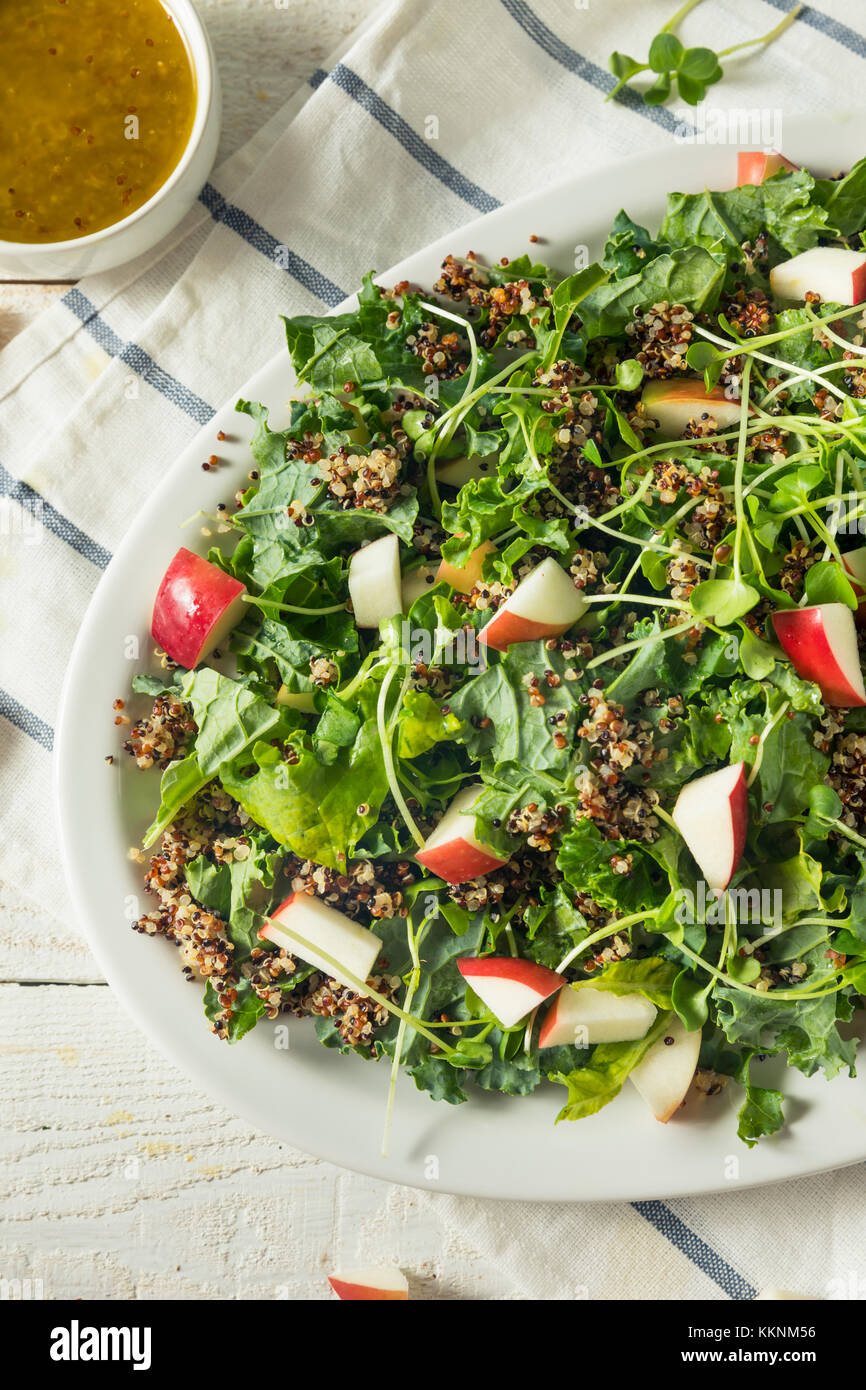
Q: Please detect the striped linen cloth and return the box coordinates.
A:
[3,0,866,1300]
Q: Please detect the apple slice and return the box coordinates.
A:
[754,1288,818,1301]
[435,454,496,487]
[260,893,382,993]
[415,784,508,884]
[151,547,247,669]
[436,537,496,594]
[772,603,866,707]
[401,564,437,610]
[672,761,748,892]
[479,556,587,652]
[276,686,316,713]
[538,984,657,1048]
[348,533,402,629]
[841,547,866,624]
[628,1014,701,1122]
[736,150,796,185]
[457,955,564,1030]
[642,378,746,438]
[328,1266,408,1301]
[770,247,866,306]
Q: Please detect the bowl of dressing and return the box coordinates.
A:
[0,0,221,278]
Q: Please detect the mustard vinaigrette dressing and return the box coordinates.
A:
[0,0,196,243]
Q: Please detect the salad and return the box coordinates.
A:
[125,150,866,1148]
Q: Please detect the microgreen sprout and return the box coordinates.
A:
[608,0,802,107]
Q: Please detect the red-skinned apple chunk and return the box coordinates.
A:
[770,247,866,306]
[415,784,508,883]
[641,378,746,438]
[328,1267,408,1300]
[628,1015,701,1122]
[457,955,564,1030]
[672,761,748,892]
[479,556,587,652]
[260,893,382,994]
[772,603,866,707]
[151,546,247,669]
[736,150,796,185]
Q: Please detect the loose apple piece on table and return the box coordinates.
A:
[754,1287,818,1301]
[538,984,657,1048]
[457,955,565,1030]
[772,603,866,707]
[415,784,508,884]
[479,556,587,652]
[628,1014,702,1122]
[435,454,496,488]
[436,537,497,595]
[770,247,866,306]
[672,761,748,893]
[348,533,402,629]
[641,378,746,439]
[736,149,796,185]
[151,546,247,669]
[260,893,382,994]
[841,547,866,623]
[328,1266,409,1301]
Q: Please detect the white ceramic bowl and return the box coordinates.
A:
[0,0,220,279]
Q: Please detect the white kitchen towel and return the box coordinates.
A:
[3,0,866,1300]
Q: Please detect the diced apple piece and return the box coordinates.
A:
[328,1266,409,1301]
[348,533,402,629]
[479,556,587,652]
[151,546,247,669]
[642,378,746,439]
[276,686,316,712]
[770,247,866,306]
[436,538,496,594]
[415,784,508,884]
[401,564,436,609]
[754,1288,818,1301]
[260,893,382,994]
[772,603,866,707]
[841,547,866,624]
[672,761,748,892]
[628,1014,701,1122]
[538,984,657,1048]
[435,454,496,488]
[736,150,796,186]
[457,955,565,1030]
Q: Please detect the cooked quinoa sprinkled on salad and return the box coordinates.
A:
[119,154,866,1145]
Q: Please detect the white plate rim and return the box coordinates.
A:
[56,114,866,1202]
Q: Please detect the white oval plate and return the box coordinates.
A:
[57,115,866,1201]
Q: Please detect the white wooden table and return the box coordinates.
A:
[0,0,515,1302]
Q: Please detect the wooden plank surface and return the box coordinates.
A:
[0,985,514,1301]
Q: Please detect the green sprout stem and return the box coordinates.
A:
[270,916,458,1054]
[555,908,660,974]
[587,617,697,673]
[716,4,802,58]
[732,357,753,583]
[376,662,426,849]
[242,594,347,617]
